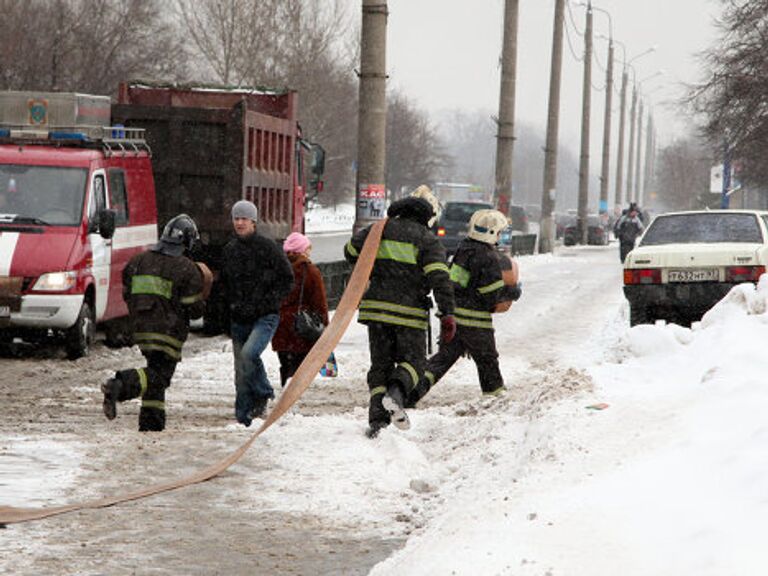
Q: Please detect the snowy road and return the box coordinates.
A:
[0,242,627,575]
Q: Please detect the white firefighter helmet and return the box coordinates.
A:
[410,184,441,227]
[467,209,508,245]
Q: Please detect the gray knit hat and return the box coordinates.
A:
[232,199,258,222]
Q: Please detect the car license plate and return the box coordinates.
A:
[0,305,9,317]
[668,268,718,282]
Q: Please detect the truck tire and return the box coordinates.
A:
[629,303,650,327]
[65,302,95,360]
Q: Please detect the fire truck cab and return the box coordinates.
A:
[0,91,157,358]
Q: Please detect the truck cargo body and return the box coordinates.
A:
[113,83,306,246]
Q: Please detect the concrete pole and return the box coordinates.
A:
[354,0,388,232]
[493,0,520,217]
[577,3,593,245]
[539,0,566,254]
[625,85,637,203]
[634,99,644,203]
[614,70,628,209]
[599,40,614,216]
[643,113,654,205]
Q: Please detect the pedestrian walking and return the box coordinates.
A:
[101,214,209,432]
[221,200,293,427]
[272,232,329,387]
[344,185,456,438]
[407,209,521,407]
[614,203,645,263]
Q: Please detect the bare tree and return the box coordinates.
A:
[0,0,187,95]
[386,91,451,199]
[689,0,768,189]
[654,137,712,211]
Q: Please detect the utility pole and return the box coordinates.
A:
[354,0,388,232]
[614,69,628,208]
[493,0,520,217]
[625,85,637,203]
[643,113,655,205]
[599,39,614,217]
[634,99,644,203]
[539,0,565,254]
[577,2,593,245]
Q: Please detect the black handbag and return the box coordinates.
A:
[294,263,325,341]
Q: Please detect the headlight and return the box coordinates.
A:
[33,271,78,291]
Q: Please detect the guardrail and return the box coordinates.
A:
[317,260,352,310]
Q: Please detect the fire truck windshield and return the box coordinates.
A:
[0,165,87,226]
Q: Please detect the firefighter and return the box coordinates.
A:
[101,214,208,432]
[407,209,521,406]
[344,185,456,438]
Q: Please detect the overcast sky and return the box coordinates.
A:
[376,0,721,151]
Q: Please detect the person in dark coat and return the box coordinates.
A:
[344,185,456,438]
[221,200,294,427]
[101,214,208,432]
[272,232,329,387]
[407,209,521,407]
[614,203,645,263]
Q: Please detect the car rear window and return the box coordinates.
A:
[640,213,764,245]
[442,202,493,223]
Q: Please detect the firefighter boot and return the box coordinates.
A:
[382,382,410,431]
[101,377,122,420]
[366,391,391,438]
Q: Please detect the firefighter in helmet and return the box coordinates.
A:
[344,185,456,438]
[101,214,210,432]
[407,209,521,406]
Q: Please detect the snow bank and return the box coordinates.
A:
[370,280,768,575]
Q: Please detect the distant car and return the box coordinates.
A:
[436,200,494,255]
[563,215,610,246]
[555,212,576,239]
[623,209,768,326]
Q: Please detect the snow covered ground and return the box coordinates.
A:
[372,277,768,575]
[3,236,768,575]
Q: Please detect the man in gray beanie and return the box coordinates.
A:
[220,200,294,426]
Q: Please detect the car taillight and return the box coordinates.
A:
[624,268,661,285]
[725,265,766,283]
[437,227,446,237]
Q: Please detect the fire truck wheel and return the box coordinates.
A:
[65,302,95,360]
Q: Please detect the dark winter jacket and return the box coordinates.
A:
[272,253,329,353]
[221,232,294,324]
[344,196,454,331]
[449,238,505,330]
[122,250,205,360]
[615,212,645,244]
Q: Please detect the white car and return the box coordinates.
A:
[623,209,768,326]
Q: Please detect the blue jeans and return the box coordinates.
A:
[231,314,279,425]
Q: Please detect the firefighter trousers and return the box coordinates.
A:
[115,350,178,432]
[417,325,504,402]
[366,322,426,425]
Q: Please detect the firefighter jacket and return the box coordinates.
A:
[221,232,294,324]
[344,196,454,331]
[449,238,505,330]
[122,250,206,360]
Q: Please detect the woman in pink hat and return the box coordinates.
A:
[272,232,329,387]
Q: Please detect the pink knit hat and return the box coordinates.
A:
[283,232,311,254]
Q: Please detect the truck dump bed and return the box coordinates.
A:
[112,82,301,244]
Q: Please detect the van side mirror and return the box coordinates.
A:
[98,209,116,239]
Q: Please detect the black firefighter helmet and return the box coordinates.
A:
[153,213,200,257]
